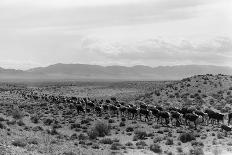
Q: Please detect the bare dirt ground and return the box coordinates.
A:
[1,74,232,155]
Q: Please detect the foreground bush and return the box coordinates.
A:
[99,138,113,144]
[88,121,110,139]
[189,147,204,155]
[150,144,162,153]
[30,114,39,124]
[12,138,27,147]
[110,142,122,150]
[179,132,196,143]
[133,130,147,140]
[11,108,23,120]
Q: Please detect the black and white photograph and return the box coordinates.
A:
[0,0,232,154]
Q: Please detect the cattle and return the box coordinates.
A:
[19,90,232,133]
[75,104,85,115]
[127,106,138,120]
[158,111,170,125]
[119,105,127,116]
[221,124,232,136]
[108,104,119,116]
[205,109,224,125]
[184,112,200,129]
[228,113,232,125]
[138,101,148,110]
[148,106,160,122]
[156,106,163,111]
[194,110,208,124]
[170,110,183,126]
[137,108,151,122]
[85,101,95,112]
[94,106,102,116]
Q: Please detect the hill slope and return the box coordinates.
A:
[142,74,232,111]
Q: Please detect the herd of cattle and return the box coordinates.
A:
[20,91,232,133]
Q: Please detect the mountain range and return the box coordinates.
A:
[0,63,232,81]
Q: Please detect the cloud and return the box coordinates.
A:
[81,37,232,66]
[0,0,216,30]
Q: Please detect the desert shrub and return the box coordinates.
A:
[201,134,207,140]
[113,138,120,142]
[17,120,25,126]
[6,120,16,125]
[119,122,125,127]
[110,142,122,150]
[153,136,163,143]
[81,119,90,124]
[133,130,147,140]
[11,108,23,120]
[70,133,78,140]
[78,133,88,140]
[191,141,204,147]
[135,141,147,146]
[108,119,115,123]
[43,118,53,126]
[126,126,134,132]
[92,143,100,149]
[121,117,126,122]
[30,114,39,124]
[88,121,110,139]
[179,132,196,143]
[88,129,98,140]
[166,151,174,155]
[0,122,6,129]
[163,128,170,132]
[70,123,81,129]
[157,130,164,134]
[32,126,43,131]
[153,124,161,129]
[165,138,174,145]
[12,138,27,147]
[125,142,133,146]
[150,144,162,153]
[147,132,154,137]
[227,142,232,146]
[63,151,77,155]
[27,138,39,145]
[99,138,113,144]
[189,147,204,155]
[0,117,5,121]
[217,132,224,139]
[176,147,183,153]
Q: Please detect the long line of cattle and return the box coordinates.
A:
[20,91,232,132]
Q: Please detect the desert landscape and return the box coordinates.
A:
[1,0,231,154]
[1,74,232,155]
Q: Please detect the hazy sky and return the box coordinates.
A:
[0,0,232,69]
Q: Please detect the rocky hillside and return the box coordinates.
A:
[142,74,232,112]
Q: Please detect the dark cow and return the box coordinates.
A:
[184,112,200,129]
[94,106,102,116]
[119,105,127,116]
[228,113,232,125]
[170,110,183,126]
[194,110,207,124]
[137,108,151,122]
[127,106,138,120]
[148,106,160,122]
[205,109,224,125]
[75,104,85,115]
[109,104,119,116]
[221,124,232,135]
[158,111,170,125]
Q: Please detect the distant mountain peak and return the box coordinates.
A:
[0,63,232,80]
